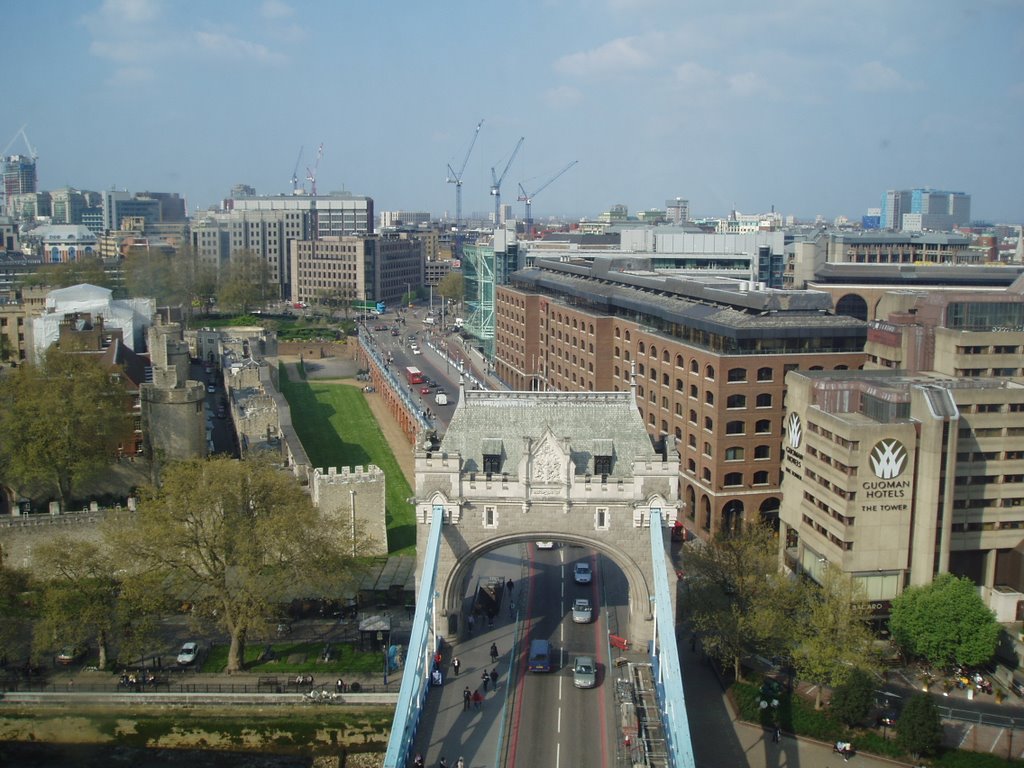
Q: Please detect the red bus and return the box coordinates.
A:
[405,366,424,385]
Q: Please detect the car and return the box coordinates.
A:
[56,645,83,665]
[536,541,555,550]
[571,598,592,623]
[572,655,597,688]
[527,639,552,672]
[420,386,432,394]
[176,641,199,666]
[412,348,422,355]
[207,384,216,393]
[573,562,592,584]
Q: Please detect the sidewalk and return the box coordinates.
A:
[411,579,521,767]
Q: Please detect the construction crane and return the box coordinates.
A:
[290,145,303,194]
[490,136,524,227]
[446,119,484,228]
[306,143,323,196]
[2,124,37,159]
[517,160,578,231]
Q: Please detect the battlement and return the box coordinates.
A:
[314,465,384,483]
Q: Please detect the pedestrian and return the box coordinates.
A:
[772,725,781,743]
[438,759,448,768]
[456,757,465,768]
[489,642,498,663]
[467,614,475,636]
[413,753,424,768]
[336,678,345,693]
[462,686,471,711]
[481,670,489,692]
[490,668,498,689]
[506,578,514,593]
[452,657,460,676]
[472,689,483,709]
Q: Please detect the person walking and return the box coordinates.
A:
[438,758,448,768]
[772,725,781,743]
[462,686,471,711]
[481,670,489,692]
[456,758,465,768]
[506,578,514,594]
[452,656,460,676]
[489,642,499,664]
[472,689,483,709]
[490,668,498,690]
[413,754,424,768]
[467,614,475,636]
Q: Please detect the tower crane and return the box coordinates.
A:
[290,145,303,194]
[446,119,484,228]
[306,143,323,197]
[490,136,524,227]
[517,160,578,231]
[2,124,37,159]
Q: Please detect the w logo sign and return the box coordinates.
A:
[787,413,802,450]
[870,439,908,479]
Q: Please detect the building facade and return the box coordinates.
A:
[494,256,867,535]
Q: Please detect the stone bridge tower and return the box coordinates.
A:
[415,383,678,646]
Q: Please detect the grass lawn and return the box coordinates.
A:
[279,365,416,555]
[201,640,386,676]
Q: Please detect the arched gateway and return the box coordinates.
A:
[414,383,679,647]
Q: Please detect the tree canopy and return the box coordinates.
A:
[684,522,798,681]
[791,564,877,708]
[895,693,943,758]
[436,272,464,306]
[889,572,1000,669]
[18,257,113,291]
[829,667,876,727]
[217,250,273,313]
[0,349,132,507]
[113,456,357,672]
[0,560,33,664]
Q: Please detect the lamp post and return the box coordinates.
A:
[349,490,357,557]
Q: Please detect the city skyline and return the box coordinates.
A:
[5,0,1023,224]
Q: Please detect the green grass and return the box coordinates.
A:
[201,640,386,675]
[279,365,416,554]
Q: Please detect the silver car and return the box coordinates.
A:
[571,598,592,624]
[572,655,597,689]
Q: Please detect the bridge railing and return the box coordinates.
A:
[382,504,443,768]
[650,508,696,768]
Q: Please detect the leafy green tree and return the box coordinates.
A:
[124,247,181,305]
[0,559,33,663]
[889,572,999,669]
[684,522,799,681]
[217,250,273,314]
[113,456,357,673]
[792,564,877,708]
[895,693,943,758]
[32,536,119,669]
[829,667,876,726]
[18,257,113,290]
[0,349,132,508]
[437,272,464,312]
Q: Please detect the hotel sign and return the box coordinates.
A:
[784,413,803,472]
[861,438,911,510]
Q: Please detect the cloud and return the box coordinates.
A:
[672,62,722,91]
[195,30,286,64]
[260,0,293,19]
[542,85,584,108]
[555,36,654,78]
[850,61,917,92]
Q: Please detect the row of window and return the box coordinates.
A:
[479,505,611,530]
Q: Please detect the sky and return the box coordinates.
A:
[5,0,1024,224]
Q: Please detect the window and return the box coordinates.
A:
[726,420,745,435]
[484,505,496,527]
[753,470,769,485]
[702,467,712,481]
[688,434,697,448]
[705,364,715,380]
[705,391,714,405]
[703,442,712,457]
[724,472,743,486]
[690,359,699,374]
[755,419,771,434]
[689,409,697,424]
[757,367,773,382]
[756,393,773,408]
[726,394,746,409]
[754,445,770,459]
[483,454,502,474]
[727,367,746,382]
[676,354,685,367]
[675,378,684,392]
[690,384,698,399]
[687,458,696,473]
[596,507,609,530]
[594,455,612,476]
[725,446,744,461]
[704,416,713,431]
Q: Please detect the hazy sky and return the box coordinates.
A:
[6,0,1023,223]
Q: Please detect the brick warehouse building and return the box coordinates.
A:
[494,255,867,535]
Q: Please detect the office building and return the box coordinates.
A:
[495,256,866,534]
[880,188,970,231]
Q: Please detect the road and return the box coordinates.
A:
[508,545,616,768]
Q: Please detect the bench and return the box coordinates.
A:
[258,676,281,692]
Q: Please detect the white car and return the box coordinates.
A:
[572,598,593,623]
[573,562,592,584]
[176,641,199,666]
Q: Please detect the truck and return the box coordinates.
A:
[405,366,424,385]
[434,392,448,406]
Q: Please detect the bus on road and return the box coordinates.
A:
[405,366,424,385]
[354,300,386,315]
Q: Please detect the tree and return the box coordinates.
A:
[791,564,877,708]
[113,456,357,673]
[217,250,273,314]
[829,667,876,727]
[0,559,33,664]
[32,536,120,669]
[18,257,113,291]
[889,572,1000,669]
[437,272,464,310]
[895,693,943,758]
[124,247,182,306]
[684,522,799,681]
[0,349,132,508]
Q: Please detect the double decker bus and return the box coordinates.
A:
[405,366,424,385]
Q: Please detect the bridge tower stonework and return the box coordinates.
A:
[415,385,678,647]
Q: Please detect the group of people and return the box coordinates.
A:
[118,670,157,687]
[413,756,464,768]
